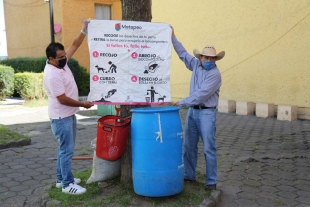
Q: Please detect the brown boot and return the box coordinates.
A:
[204,184,216,191]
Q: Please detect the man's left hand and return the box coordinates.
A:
[82,18,90,34]
[83,101,94,109]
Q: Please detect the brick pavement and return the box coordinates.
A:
[0,104,97,207]
[0,101,310,207]
[214,112,310,207]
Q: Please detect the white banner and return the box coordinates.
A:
[87,20,172,105]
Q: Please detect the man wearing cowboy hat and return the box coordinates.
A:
[171,26,225,191]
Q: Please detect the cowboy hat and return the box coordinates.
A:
[193,45,225,61]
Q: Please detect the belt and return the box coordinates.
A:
[192,105,216,109]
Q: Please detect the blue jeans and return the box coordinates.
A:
[183,107,217,185]
[50,115,76,188]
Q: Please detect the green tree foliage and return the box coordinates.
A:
[0,65,14,100]
[14,72,46,101]
[0,57,90,96]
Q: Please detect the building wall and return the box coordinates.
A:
[4,0,121,68]
[152,0,310,119]
[4,0,51,59]
[62,0,122,69]
[0,0,8,58]
[4,0,310,118]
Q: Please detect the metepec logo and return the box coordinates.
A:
[115,23,142,32]
[115,23,121,31]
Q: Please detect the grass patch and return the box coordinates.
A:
[47,170,211,207]
[48,169,102,206]
[0,125,28,144]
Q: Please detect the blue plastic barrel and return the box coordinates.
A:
[130,106,184,197]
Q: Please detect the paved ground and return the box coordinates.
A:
[0,98,310,207]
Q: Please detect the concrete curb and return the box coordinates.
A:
[200,190,222,207]
[0,138,31,149]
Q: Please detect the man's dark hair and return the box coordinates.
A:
[45,42,64,59]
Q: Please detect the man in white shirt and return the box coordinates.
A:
[43,20,93,195]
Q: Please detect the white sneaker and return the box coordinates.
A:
[56,178,81,188]
[62,183,87,195]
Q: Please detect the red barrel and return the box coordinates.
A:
[96,115,131,161]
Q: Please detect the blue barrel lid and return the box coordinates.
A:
[131,106,181,113]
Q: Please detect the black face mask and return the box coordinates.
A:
[57,57,67,68]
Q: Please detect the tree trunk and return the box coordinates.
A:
[120,0,152,184]
[121,0,152,22]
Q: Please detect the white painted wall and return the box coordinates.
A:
[0,0,7,58]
